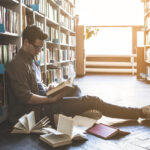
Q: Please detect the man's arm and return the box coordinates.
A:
[28,91,66,104]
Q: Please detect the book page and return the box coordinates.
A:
[46,79,73,96]
[18,114,28,129]
[33,116,50,129]
[40,133,72,147]
[11,128,28,134]
[26,111,36,132]
[46,82,66,96]
[14,122,26,130]
[73,115,97,130]
[72,126,87,140]
[43,127,63,135]
[57,114,74,138]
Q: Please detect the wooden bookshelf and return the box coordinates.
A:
[143,0,150,81]
[0,0,77,123]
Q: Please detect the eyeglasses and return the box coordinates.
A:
[32,43,43,50]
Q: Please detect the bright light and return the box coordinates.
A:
[76,0,144,26]
[85,27,132,54]
[76,0,144,54]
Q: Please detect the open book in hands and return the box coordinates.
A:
[11,111,50,134]
[40,114,97,148]
[46,78,74,97]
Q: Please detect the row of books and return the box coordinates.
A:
[46,24,75,45]
[42,63,75,85]
[60,14,70,29]
[61,0,74,16]
[60,14,75,31]
[63,63,76,79]
[46,48,59,64]
[46,26,59,43]
[70,19,75,32]
[22,0,45,14]
[22,0,41,5]
[69,35,76,46]
[46,2,58,23]
[59,49,75,61]
[37,48,75,66]
[35,20,44,31]
[60,33,76,46]
[59,49,69,61]
[60,32,68,45]
[0,44,17,65]
[45,69,62,84]
[37,50,44,65]
[23,13,75,46]
[0,6,19,33]
[22,7,34,30]
[22,2,75,35]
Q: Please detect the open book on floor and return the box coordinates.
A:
[46,78,74,97]
[87,123,130,139]
[40,114,97,148]
[11,111,50,134]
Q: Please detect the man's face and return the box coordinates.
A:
[29,39,44,56]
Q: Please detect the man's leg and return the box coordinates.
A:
[65,84,82,97]
[51,95,144,119]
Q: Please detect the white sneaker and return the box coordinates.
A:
[142,105,150,118]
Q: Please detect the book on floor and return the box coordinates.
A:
[40,114,96,148]
[46,78,74,97]
[11,111,50,134]
[87,123,130,139]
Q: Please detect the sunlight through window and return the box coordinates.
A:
[76,0,144,54]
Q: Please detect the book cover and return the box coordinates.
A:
[87,123,130,139]
[46,78,73,97]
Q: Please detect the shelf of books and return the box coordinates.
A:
[143,0,150,81]
[0,0,77,123]
[0,0,20,123]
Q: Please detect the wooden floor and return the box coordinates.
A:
[0,75,150,150]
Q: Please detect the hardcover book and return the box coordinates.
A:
[87,123,130,139]
[46,78,73,97]
[40,114,96,148]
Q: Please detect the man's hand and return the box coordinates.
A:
[49,91,67,103]
[47,83,55,91]
[28,91,67,104]
[47,82,59,91]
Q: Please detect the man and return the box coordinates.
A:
[6,25,150,125]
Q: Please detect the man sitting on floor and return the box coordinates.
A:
[6,25,150,126]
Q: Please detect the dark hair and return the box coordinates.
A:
[22,25,48,44]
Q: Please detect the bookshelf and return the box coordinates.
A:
[0,0,77,123]
[142,0,150,81]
